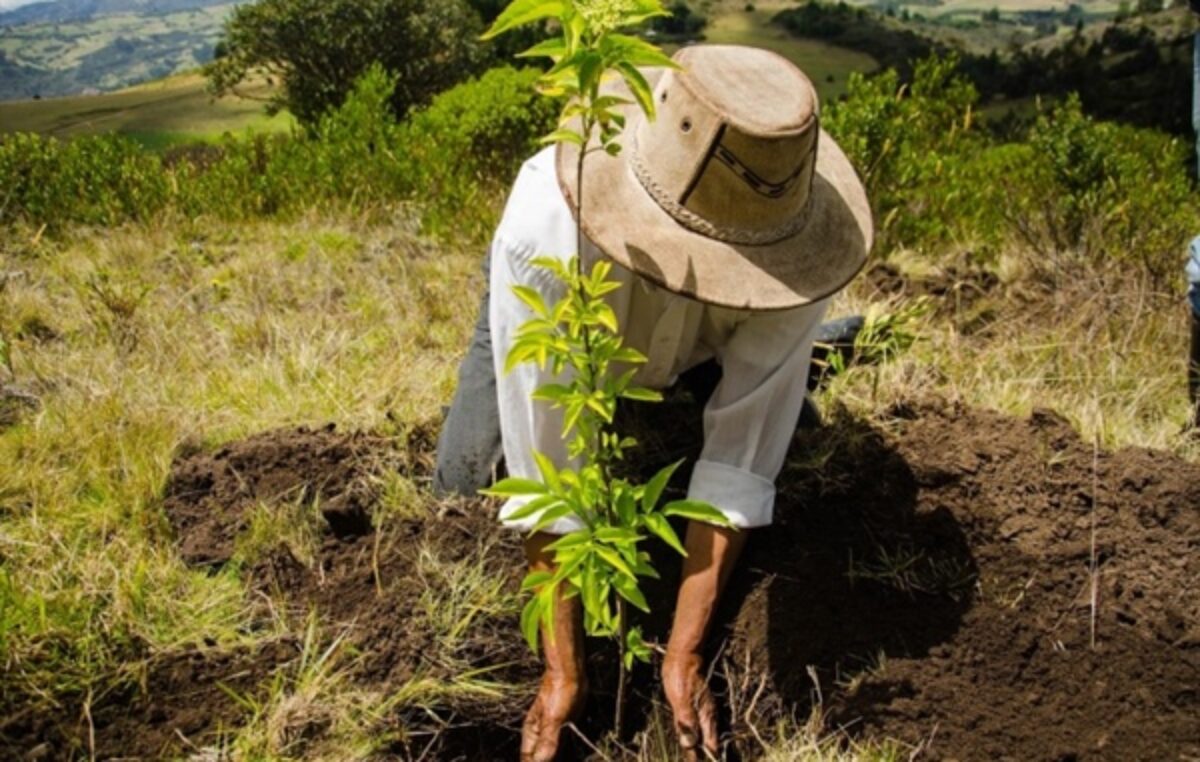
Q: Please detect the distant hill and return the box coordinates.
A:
[772,2,1194,135]
[0,0,246,100]
[0,0,233,26]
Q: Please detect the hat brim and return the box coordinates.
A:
[555,95,873,311]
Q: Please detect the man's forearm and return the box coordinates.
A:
[665,521,748,656]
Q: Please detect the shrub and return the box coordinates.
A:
[0,132,169,229]
[825,55,998,252]
[1009,95,1197,281]
[0,65,555,236]
[395,66,558,239]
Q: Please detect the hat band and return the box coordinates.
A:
[629,142,812,246]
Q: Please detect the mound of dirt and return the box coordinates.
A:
[163,424,411,565]
[7,402,1197,761]
[720,402,1200,761]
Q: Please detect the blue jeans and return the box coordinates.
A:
[1190,236,1200,317]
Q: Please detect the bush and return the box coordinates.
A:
[0,133,169,229]
[1009,95,1196,281]
[395,66,558,239]
[826,55,998,252]
[0,65,554,237]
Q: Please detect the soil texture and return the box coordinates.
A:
[4,402,1197,761]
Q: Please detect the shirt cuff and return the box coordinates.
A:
[686,459,776,528]
[498,496,586,535]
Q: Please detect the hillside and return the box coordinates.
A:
[0,0,244,99]
[770,1,1195,134]
[0,70,291,147]
[0,0,232,25]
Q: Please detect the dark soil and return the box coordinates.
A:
[4,402,1197,761]
[722,402,1200,762]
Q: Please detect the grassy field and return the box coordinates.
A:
[0,71,293,148]
[696,3,880,101]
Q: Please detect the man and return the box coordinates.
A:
[435,46,872,760]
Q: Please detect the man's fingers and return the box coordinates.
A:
[532,725,564,762]
[520,697,543,760]
[698,687,719,755]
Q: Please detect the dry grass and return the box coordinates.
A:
[2,193,1194,756]
[0,212,478,720]
[825,245,1199,461]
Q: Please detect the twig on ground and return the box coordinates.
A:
[566,721,613,761]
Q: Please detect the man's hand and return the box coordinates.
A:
[663,521,748,760]
[521,532,587,762]
[521,671,586,762]
[662,650,719,760]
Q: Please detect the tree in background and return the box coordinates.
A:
[206,0,487,127]
[650,0,706,38]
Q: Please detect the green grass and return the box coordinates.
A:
[679,1,878,102]
[0,72,294,149]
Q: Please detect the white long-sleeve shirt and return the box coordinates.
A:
[491,147,829,534]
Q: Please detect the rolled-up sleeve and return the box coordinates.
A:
[687,298,830,527]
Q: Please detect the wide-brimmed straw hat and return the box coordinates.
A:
[556,45,873,311]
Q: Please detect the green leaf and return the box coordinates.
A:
[532,383,572,404]
[594,303,619,333]
[644,513,686,556]
[532,450,562,492]
[540,129,585,147]
[520,595,543,652]
[615,62,656,120]
[531,503,576,533]
[632,551,661,579]
[546,532,589,552]
[577,51,603,96]
[531,256,569,279]
[517,37,567,60]
[593,94,633,111]
[642,459,683,513]
[621,386,662,402]
[520,570,553,591]
[481,477,547,498]
[613,574,650,613]
[595,546,636,579]
[615,488,637,525]
[503,495,563,523]
[604,34,679,69]
[549,545,588,584]
[537,584,558,646]
[511,285,550,316]
[612,346,647,364]
[662,499,734,526]
[481,0,564,40]
[595,526,642,545]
